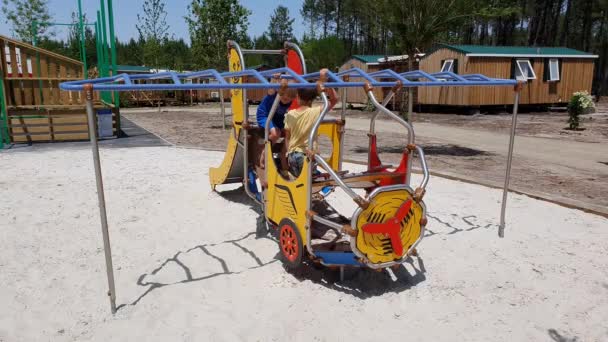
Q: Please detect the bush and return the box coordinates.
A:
[567,91,594,130]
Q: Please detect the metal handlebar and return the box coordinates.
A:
[369,90,396,134]
[307,92,330,148]
[366,90,430,191]
[265,94,282,141]
[366,91,414,144]
[414,145,430,189]
[242,49,283,55]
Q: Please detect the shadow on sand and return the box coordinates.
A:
[122,186,428,309]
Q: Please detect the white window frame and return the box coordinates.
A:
[548,58,560,81]
[441,59,454,73]
[515,59,536,81]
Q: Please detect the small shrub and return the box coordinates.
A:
[567,91,594,130]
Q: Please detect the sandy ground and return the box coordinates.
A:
[1,146,607,341]
[122,104,608,213]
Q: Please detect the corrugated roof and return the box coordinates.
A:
[351,55,387,63]
[439,44,597,58]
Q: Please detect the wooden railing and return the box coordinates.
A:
[0,35,85,108]
[0,35,117,145]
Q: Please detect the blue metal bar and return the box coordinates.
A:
[433,71,468,82]
[367,69,414,85]
[401,70,440,82]
[60,67,518,92]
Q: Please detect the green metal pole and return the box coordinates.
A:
[78,0,88,79]
[106,0,120,134]
[99,0,110,103]
[0,73,8,148]
[31,20,45,106]
[96,11,108,102]
[96,13,103,73]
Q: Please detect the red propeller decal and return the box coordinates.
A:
[361,199,413,256]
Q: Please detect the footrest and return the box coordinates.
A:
[315,251,363,266]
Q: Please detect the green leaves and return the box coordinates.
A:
[2,0,52,43]
[267,5,295,48]
[186,0,251,70]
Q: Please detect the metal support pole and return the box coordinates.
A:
[84,84,117,314]
[99,0,109,71]
[77,0,88,79]
[498,90,521,238]
[219,89,226,130]
[107,0,119,109]
[339,87,346,170]
[95,12,103,73]
[99,2,110,104]
[406,87,414,185]
[0,61,9,148]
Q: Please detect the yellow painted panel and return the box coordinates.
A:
[354,188,424,264]
[265,145,309,243]
[209,47,246,187]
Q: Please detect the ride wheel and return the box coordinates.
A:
[278,219,304,268]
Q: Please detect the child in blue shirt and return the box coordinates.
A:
[254,87,297,186]
[256,88,297,143]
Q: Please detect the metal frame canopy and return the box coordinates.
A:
[60,63,523,315]
[60,66,517,91]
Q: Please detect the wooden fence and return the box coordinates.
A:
[0,35,117,144]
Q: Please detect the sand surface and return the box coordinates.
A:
[1,146,607,341]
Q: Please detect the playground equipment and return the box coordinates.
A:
[60,41,520,314]
[0,0,119,148]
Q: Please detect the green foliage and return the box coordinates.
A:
[2,0,52,43]
[136,0,169,68]
[66,12,96,66]
[381,0,470,58]
[567,91,594,130]
[186,0,251,70]
[267,5,295,47]
[116,37,144,67]
[301,35,348,71]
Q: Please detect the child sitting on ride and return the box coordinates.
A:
[254,78,297,185]
[256,80,297,143]
[284,70,339,177]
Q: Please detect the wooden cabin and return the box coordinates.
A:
[377,54,423,109]
[418,44,598,107]
[0,35,118,145]
[339,55,386,104]
[339,54,424,106]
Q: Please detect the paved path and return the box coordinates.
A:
[346,117,608,173]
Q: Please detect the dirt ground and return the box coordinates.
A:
[122,102,608,213]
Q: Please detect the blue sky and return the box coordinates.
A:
[0,0,305,43]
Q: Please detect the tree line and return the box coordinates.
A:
[2,0,607,93]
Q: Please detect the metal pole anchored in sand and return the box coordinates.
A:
[499,83,522,238]
[84,84,117,313]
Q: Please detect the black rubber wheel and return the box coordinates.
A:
[277,219,304,269]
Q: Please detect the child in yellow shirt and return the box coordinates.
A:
[284,76,339,177]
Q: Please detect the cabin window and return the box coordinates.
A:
[441,59,454,72]
[548,59,560,81]
[515,59,536,81]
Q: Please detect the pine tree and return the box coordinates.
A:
[266,5,295,48]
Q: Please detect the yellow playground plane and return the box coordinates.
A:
[210,41,429,271]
